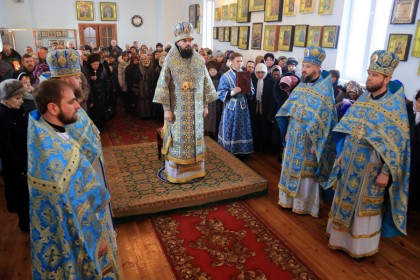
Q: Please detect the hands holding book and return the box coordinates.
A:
[231,87,242,96]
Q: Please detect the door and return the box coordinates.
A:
[78,23,117,48]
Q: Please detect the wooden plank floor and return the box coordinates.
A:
[1,139,419,279]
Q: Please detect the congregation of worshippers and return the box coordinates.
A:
[0,35,419,260]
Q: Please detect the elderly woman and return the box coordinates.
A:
[335,80,362,121]
[0,79,30,232]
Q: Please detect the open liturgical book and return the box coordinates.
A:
[236,71,251,93]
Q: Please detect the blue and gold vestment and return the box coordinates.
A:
[153,45,218,165]
[27,110,121,279]
[329,81,410,237]
[276,70,337,196]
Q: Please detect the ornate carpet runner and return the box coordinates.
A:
[103,137,267,217]
[152,201,318,279]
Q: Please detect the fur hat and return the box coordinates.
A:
[0,79,26,100]
[87,53,101,65]
[206,59,221,71]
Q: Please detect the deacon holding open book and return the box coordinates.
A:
[217,52,255,155]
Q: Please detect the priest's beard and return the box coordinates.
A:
[366,83,383,93]
[178,44,193,58]
[58,109,78,125]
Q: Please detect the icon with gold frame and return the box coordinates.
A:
[264,0,283,22]
[299,0,315,13]
[213,27,218,39]
[238,26,250,50]
[284,0,298,16]
[224,27,231,42]
[76,1,94,21]
[391,0,419,24]
[230,26,239,46]
[250,0,265,12]
[229,3,238,20]
[387,34,412,61]
[100,2,117,21]
[318,0,334,15]
[215,7,222,21]
[251,23,263,50]
[278,25,294,51]
[294,25,308,47]
[321,25,339,49]
[218,27,225,42]
[237,0,251,23]
[412,20,420,57]
[307,26,323,47]
[263,25,279,52]
[222,5,229,20]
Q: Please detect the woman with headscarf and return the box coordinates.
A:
[0,79,31,231]
[125,54,140,114]
[32,63,50,87]
[335,80,362,121]
[138,53,154,119]
[204,59,222,138]
[268,73,300,157]
[250,63,275,151]
[271,65,282,81]
[83,53,109,130]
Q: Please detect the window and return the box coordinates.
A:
[336,0,393,83]
[202,0,214,49]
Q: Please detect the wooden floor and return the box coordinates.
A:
[1,129,420,279]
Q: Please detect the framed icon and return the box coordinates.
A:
[213,27,218,39]
[229,3,238,20]
[263,25,279,52]
[238,26,250,50]
[100,2,117,21]
[222,5,230,20]
[56,31,63,37]
[294,25,308,47]
[264,0,283,22]
[412,20,420,57]
[284,0,298,16]
[318,0,334,15]
[237,0,251,23]
[390,0,419,24]
[299,0,315,13]
[387,34,412,61]
[230,26,239,46]
[278,25,294,51]
[215,7,222,21]
[189,4,199,28]
[224,27,231,42]
[76,1,94,21]
[218,27,225,42]
[321,25,339,48]
[250,0,265,12]
[48,31,56,37]
[307,26,323,47]
[251,23,263,49]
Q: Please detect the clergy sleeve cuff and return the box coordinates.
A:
[381,163,390,176]
[163,105,171,111]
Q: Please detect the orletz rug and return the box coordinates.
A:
[103,137,267,217]
[151,201,318,280]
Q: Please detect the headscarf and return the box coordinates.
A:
[345,80,362,99]
[270,65,282,76]
[279,75,298,95]
[255,63,267,114]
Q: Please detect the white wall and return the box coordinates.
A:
[0,0,194,54]
[212,0,345,71]
[387,7,420,99]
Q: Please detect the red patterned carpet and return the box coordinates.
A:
[152,202,319,280]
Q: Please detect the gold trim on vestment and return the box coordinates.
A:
[165,170,206,183]
[277,201,319,218]
[328,244,379,259]
[278,184,298,197]
[330,223,381,239]
[166,152,206,165]
[27,146,80,194]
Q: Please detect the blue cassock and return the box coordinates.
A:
[217,69,255,155]
[328,81,410,238]
[27,110,121,280]
[276,70,337,195]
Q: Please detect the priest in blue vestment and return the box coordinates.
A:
[276,46,337,217]
[28,79,121,279]
[327,50,410,258]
